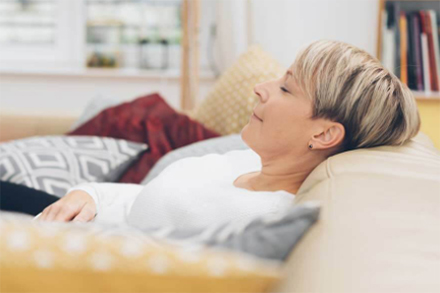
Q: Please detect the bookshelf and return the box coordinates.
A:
[376,0,440,100]
[377,0,440,149]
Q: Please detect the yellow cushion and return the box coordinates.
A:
[189,45,285,135]
[0,213,284,293]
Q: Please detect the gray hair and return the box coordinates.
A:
[292,39,421,151]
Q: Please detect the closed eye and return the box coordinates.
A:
[280,86,289,93]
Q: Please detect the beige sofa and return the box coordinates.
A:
[1,113,439,293]
[275,132,440,293]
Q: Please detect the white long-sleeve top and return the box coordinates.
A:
[63,149,295,230]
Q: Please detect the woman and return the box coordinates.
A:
[34,40,420,230]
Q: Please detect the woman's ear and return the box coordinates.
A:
[310,122,345,150]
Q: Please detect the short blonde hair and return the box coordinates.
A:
[292,39,421,151]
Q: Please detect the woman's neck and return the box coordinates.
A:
[247,153,325,195]
[246,170,307,195]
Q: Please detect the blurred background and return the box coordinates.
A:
[0,0,438,126]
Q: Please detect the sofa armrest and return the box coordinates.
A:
[0,112,77,142]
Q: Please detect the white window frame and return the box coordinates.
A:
[0,0,85,71]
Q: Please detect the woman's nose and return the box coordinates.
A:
[253,83,267,102]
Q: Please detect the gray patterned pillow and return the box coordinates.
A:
[0,136,147,197]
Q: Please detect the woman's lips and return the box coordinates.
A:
[252,112,263,122]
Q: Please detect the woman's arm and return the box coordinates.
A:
[65,182,144,225]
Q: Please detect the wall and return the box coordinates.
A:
[417,100,440,149]
[250,0,379,67]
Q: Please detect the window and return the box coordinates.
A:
[0,0,56,45]
[85,0,182,70]
[0,0,81,69]
[0,0,214,75]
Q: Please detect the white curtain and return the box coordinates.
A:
[213,0,251,73]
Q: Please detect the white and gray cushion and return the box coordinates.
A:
[69,95,121,130]
[0,136,147,197]
[137,202,320,261]
[141,134,250,185]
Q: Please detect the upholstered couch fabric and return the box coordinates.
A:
[273,132,440,293]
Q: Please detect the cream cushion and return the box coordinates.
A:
[273,132,440,293]
[188,45,285,135]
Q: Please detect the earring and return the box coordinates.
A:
[308,144,313,149]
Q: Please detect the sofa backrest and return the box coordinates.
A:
[274,132,440,293]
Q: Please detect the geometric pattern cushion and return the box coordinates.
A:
[0,136,147,197]
[187,45,285,135]
[0,211,284,293]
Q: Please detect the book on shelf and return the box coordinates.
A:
[428,10,440,90]
[381,2,440,94]
[400,12,408,85]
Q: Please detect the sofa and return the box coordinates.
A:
[1,110,439,293]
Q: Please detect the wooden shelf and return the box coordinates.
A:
[413,91,440,100]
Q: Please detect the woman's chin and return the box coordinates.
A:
[240,124,251,143]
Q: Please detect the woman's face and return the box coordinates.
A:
[241,69,317,158]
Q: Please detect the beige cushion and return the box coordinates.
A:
[188,45,285,135]
[274,132,440,293]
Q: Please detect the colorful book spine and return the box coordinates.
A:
[407,11,416,90]
[419,11,432,92]
[411,12,424,91]
[400,12,408,85]
[423,10,439,91]
[393,2,401,79]
[428,10,440,91]
[382,7,396,74]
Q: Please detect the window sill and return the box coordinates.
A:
[0,67,217,81]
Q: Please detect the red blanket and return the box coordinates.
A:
[67,93,220,183]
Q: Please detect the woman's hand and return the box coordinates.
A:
[37,190,97,223]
